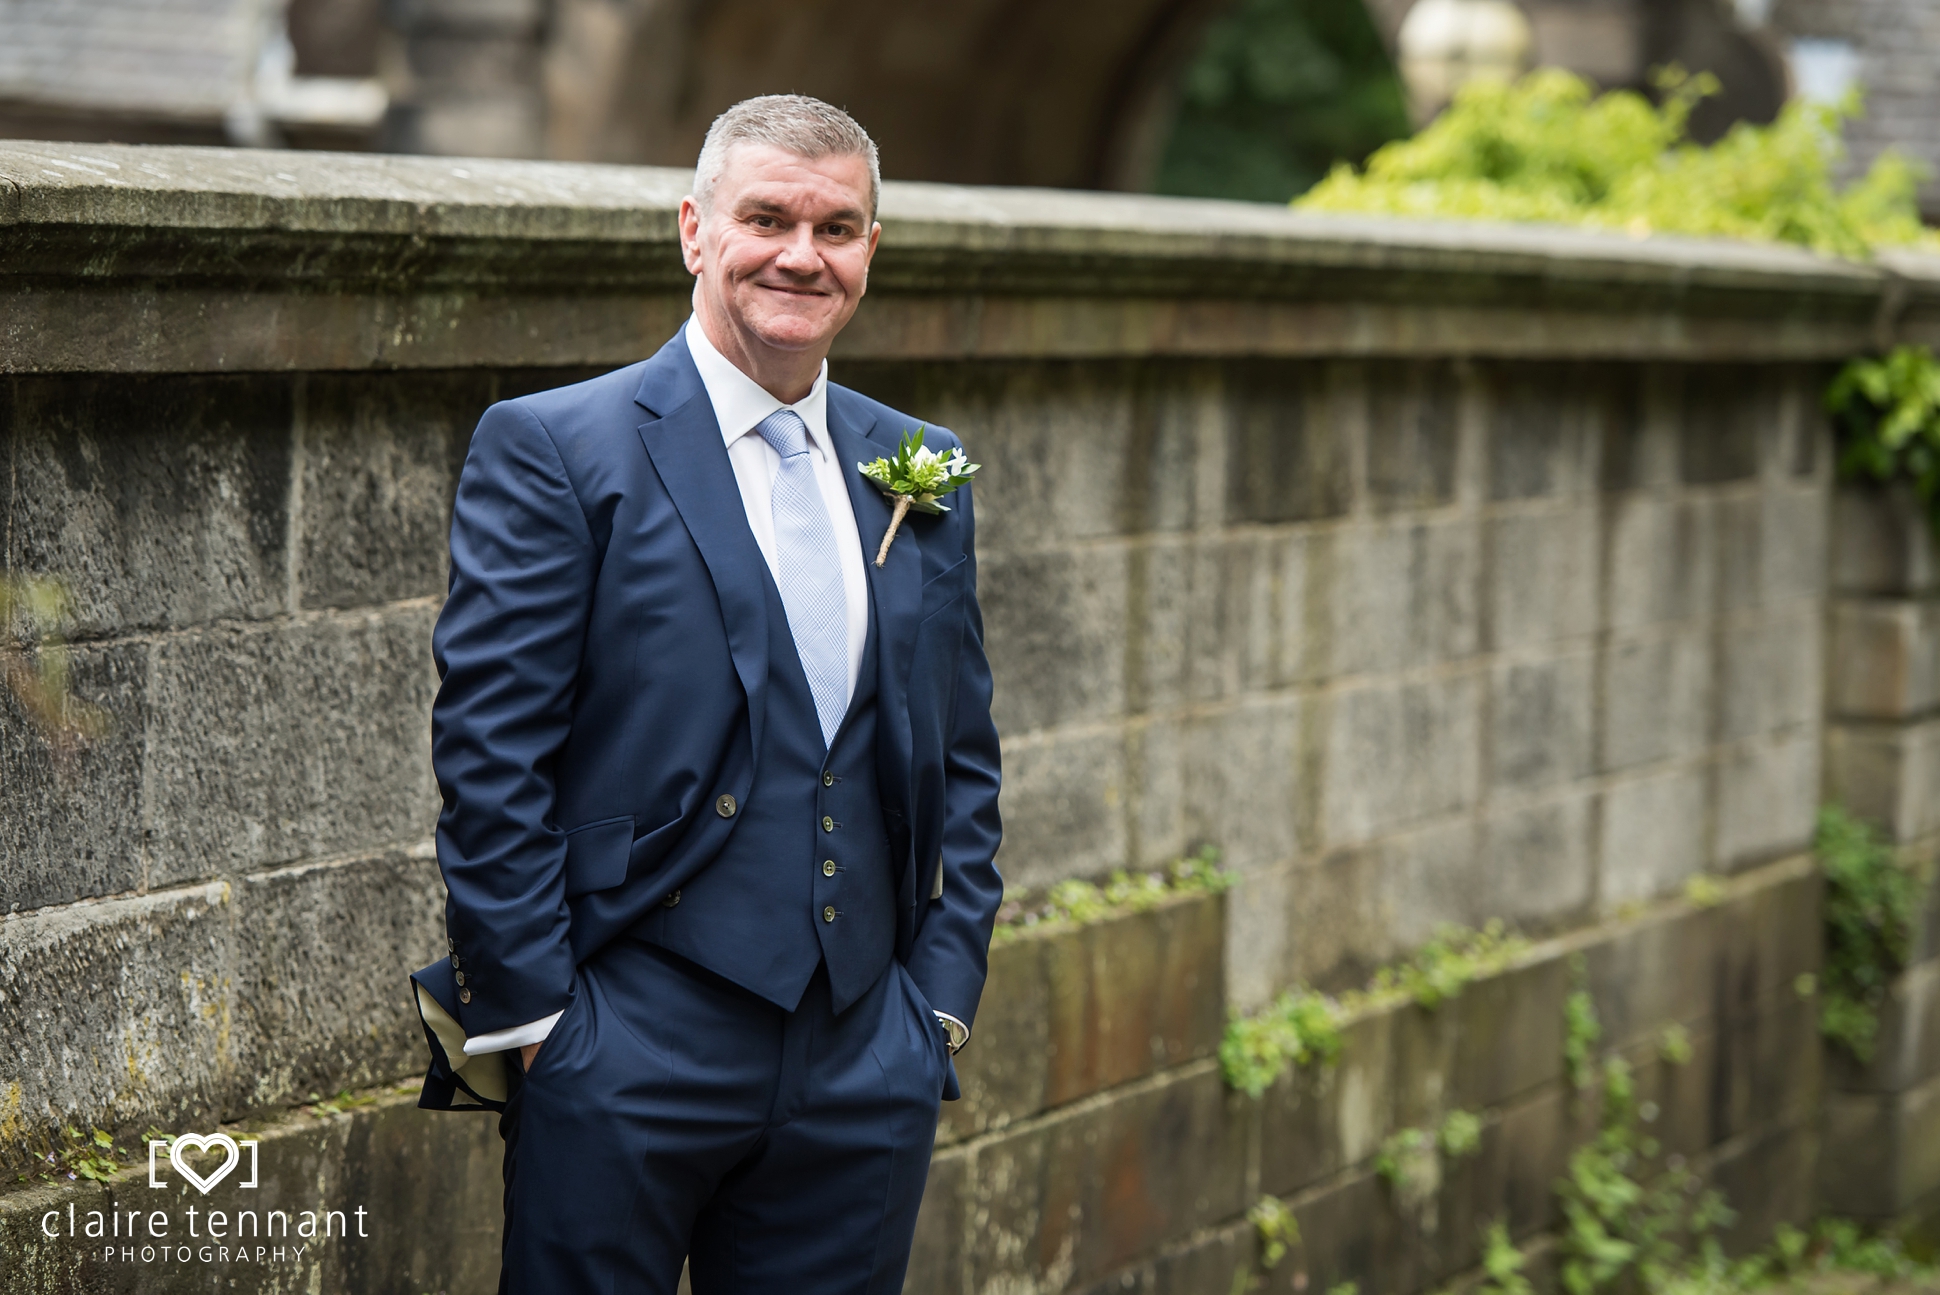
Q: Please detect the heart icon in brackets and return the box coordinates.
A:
[168,1132,240,1195]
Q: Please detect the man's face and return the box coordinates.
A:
[681,143,880,355]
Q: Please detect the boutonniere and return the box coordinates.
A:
[857,427,981,567]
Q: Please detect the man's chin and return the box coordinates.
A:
[738,311,844,354]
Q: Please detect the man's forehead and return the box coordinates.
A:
[716,145,872,214]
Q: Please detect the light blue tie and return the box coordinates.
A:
[754,408,851,747]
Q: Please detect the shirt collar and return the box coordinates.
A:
[684,315,831,456]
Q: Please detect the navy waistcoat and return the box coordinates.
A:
[637,568,897,1015]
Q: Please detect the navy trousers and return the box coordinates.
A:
[498,939,948,1293]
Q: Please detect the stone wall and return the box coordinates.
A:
[3,140,1940,1291]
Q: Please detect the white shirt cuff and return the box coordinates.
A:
[463,1011,563,1057]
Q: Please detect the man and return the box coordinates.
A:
[409,95,1003,1293]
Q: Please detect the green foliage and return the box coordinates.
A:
[1557,1057,1734,1295]
[1815,805,1924,1062]
[1654,1218,1939,1293]
[1829,346,1940,545]
[1220,985,1345,1098]
[1683,876,1725,909]
[1155,0,1409,203]
[1221,920,1524,1096]
[24,1125,128,1184]
[1479,1220,1535,1295]
[1298,69,1937,260]
[1375,1126,1440,1209]
[1439,1108,1483,1160]
[1364,920,1529,1010]
[1658,1024,1693,1068]
[1564,956,1602,1090]
[856,428,980,514]
[993,846,1233,945]
[1249,1194,1301,1269]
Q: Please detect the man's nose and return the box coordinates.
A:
[772,224,823,274]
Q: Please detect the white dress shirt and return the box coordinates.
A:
[464,316,871,1058]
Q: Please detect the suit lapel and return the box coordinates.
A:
[828,398,921,836]
[634,339,772,754]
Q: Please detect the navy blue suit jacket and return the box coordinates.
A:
[428,329,1004,1054]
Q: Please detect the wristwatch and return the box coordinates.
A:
[934,1011,969,1055]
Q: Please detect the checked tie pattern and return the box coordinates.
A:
[754,408,851,747]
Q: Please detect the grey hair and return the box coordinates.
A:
[693,94,880,220]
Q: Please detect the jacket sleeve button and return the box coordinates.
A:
[716,794,738,818]
[458,988,472,1004]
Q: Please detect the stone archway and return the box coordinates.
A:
[542,0,1238,190]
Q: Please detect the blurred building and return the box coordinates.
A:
[0,0,1934,213]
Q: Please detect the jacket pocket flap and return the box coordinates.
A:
[563,815,634,897]
[918,553,971,622]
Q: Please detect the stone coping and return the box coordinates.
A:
[5,139,1938,368]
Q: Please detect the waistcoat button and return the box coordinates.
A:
[823,905,836,923]
[823,771,834,787]
[822,815,834,832]
[823,859,837,877]
[662,889,681,908]
[716,794,737,817]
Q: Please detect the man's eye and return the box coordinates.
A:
[823,225,852,238]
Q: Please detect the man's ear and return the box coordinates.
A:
[679,197,705,275]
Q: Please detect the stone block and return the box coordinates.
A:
[952,894,1226,1145]
[980,544,1129,736]
[1444,957,1572,1111]
[1706,1117,1818,1254]
[1229,530,1315,694]
[1824,718,1940,843]
[1489,651,1594,790]
[1608,496,1716,632]
[1226,861,1294,1012]
[1225,360,1355,526]
[964,1064,1249,1292]
[0,883,234,1172]
[845,359,1213,552]
[1678,365,1767,485]
[1718,607,1822,743]
[905,1146,967,1295]
[1486,365,1601,501]
[1715,734,1818,868]
[297,372,493,609]
[1632,982,1822,1159]
[1831,483,1940,597]
[1141,1224,1251,1295]
[1826,959,1940,1097]
[1367,360,1460,514]
[1319,672,1483,848]
[1488,509,1599,651]
[1596,365,1659,494]
[1280,1170,1425,1295]
[1258,1008,1394,1197]
[1326,518,1482,676]
[0,639,149,911]
[1178,698,1302,873]
[1599,767,1707,906]
[231,851,447,1110]
[991,729,1127,891]
[1583,859,1820,1054]
[3,374,293,637]
[0,1089,503,1295]
[1288,835,1436,986]
[1736,483,1827,611]
[1396,793,1592,931]
[1600,628,1713,771]
[142,608,441,887]
[1828,598,1940,722]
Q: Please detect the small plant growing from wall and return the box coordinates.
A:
[1815,805,1925,1062]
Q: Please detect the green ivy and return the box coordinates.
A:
[991,846,1233,946]
[1557,1056,1735,1295]
[1220,985,1345,1098]
[1815,805,1924,1062]
[1563,955,1602,1090]
[1297,68,1936,260]
[1829,346,1940,544]
[1479,1220,1535,1295]
[1362,920,1530,1011]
